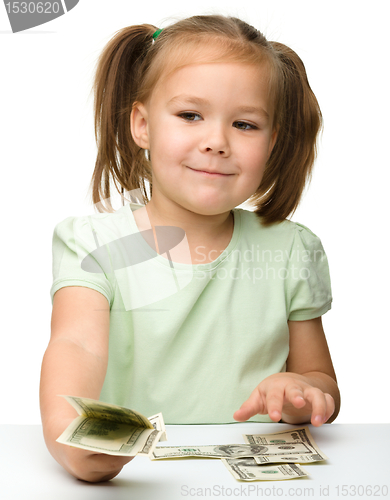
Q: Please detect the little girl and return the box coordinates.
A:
[40,14,340,482]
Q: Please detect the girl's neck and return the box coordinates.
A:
[132,199,234,265]
[145,199,233,242]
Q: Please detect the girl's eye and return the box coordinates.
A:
[234,121,258,131]
[179,113,201,121]
[178,114,258,130]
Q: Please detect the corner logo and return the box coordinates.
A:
[3,0,79,33]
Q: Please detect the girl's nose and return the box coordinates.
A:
[199,124,230,157]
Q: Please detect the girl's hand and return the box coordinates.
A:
[46,416,134,483]
[233,372,335,427]
[61,444,134,483]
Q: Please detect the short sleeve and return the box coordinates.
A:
[50,215,114,307]
[286,223,332,321]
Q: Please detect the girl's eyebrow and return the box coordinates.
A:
[167,94,269,119]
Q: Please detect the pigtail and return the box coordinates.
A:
[251,42,322,225]
[89,24,157,212]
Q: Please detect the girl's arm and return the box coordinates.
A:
[40,286,133,482]
[234,316,341,426]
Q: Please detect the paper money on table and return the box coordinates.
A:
[151,426,327,464]
[150,441,320,462]
[148,412,168,441]
[151,443,277,460]
[56,396,165,457]
[222,459,309,481]
[243,427,327,464]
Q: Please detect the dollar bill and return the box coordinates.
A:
[56,396,164,457]
[222,459,309,481]
[148,412,168,441]
[151,442,315,461]
[243,427,327,464]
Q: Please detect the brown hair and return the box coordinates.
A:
[89,15,322,225]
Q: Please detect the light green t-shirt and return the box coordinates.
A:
[50,204,332,424]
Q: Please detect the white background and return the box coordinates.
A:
[0,0,388,424]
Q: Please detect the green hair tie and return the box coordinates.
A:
[152,28,163,40]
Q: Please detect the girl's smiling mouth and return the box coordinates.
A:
[187,166,234,177]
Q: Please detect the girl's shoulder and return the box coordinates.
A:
[237,208,324,246]
[53,203,134,240]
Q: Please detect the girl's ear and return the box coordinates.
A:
[268,127,278,159]
[131,102,150,149]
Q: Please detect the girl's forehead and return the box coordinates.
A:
[149,60,273,111]
[146,38,271,94]
[161,62,267,91]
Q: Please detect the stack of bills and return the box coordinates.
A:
[57,395,167,457]
[151,426,327,481]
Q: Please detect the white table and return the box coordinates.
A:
[1,423,389,500]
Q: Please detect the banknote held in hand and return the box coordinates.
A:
[56,395,166,457]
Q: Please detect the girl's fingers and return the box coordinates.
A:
[284,386,335,426]
[234,381,335,426]
[233,388,266,422]
[302,387,328,426]
[265,390,285,422]
[324,393,335,422]
[285,385,306,409]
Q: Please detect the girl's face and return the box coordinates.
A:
[131,61,277,218]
